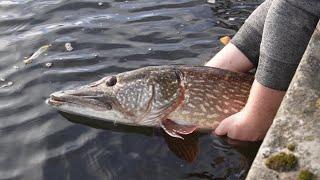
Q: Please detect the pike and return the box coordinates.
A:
[47,65,253,139]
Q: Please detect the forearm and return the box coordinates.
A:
[242,80,285,128]
[205,43,254,72]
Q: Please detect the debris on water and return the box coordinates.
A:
[98,2,103,6]
[1,81,13,88]
[220,36,231,45]
[65,42,73,52]
[45,62,53,68]
[228,17,236,21]
[13,65,19,69]
[148,48,153,51]
[7,81,13,86]
[128,152,140,159]
[207,0,216,4]
[23,44,51,64]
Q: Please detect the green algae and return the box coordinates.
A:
[304,136,315,141]
[316,98,320,109]
[286,143,296,151]
[298,169,315,180]
[265,152,297,171]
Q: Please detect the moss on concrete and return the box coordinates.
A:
[286,143,296,151]
[304,136,315,141]
[265,152,297,171]
[316,98,320,109]
[298,169,315,180]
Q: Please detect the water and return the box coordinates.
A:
[0,0,262,179]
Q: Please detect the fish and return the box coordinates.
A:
[47,65,254,139]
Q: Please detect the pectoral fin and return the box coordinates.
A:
[163,131,199,163]
[160,119,197,139]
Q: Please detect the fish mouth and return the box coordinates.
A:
[47,90,113,112]
[47,91,70,106]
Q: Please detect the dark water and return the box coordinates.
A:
[0,0,261,179]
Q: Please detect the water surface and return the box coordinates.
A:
[0,0,261,179]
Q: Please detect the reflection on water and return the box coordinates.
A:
[0,0,261,179]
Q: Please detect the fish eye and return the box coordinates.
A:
[106,76,117,86]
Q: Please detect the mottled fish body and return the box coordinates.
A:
[166,66,252,129]
[47,65,253,139]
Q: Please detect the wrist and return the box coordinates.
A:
[240,80,286,125]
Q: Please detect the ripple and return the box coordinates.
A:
[46,1,111,14]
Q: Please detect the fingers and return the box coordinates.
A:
[213,111,269,142]
[214,116,234,135]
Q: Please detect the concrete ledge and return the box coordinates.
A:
[246,22,320,179]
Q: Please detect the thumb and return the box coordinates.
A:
[214,116,234,135]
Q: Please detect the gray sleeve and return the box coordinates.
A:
[230,0,273,67]
[256,0,320,91]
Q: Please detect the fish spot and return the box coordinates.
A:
[235,94,245,98]
[215,105,223,112]
[182,111,190,115]
[218,84,226,89]
[207,114,219,119]
[231,108,238,112]
[222,95,229,100]
[212,89,220,94]
[240,89,249,93]
[193,112,205,116]
[200,104,207,112]
[206,94,217,99]
[193,96,203,101]
[234,100,245,105]
[187,103,195,108]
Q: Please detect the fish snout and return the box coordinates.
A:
[48,88,113,111]
[48,90,73,105]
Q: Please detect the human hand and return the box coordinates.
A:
[214,110,270,142]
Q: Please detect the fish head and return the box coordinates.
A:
[47,66,183,126]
